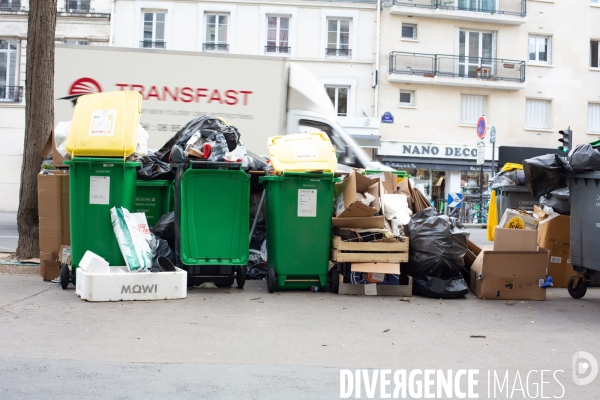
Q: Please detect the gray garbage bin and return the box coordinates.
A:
[496,185,538,218]
[567,172,600,299]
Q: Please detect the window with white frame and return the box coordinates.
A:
[204,14,229,51]
[326,19,351,57]
[526,99,551,130]
[64,40,90,45]
[325,85,349,117]
[591,40,600,68]
[529,35,551,64]
[142,12,166,48]
[402,23,417,40]
[400,90,414,106]
[460,95,486,125]
[588,103,600,133]
[0,38,19,102]
[66,0,90,12]
[593,0,599,4]
[266,16,290,54]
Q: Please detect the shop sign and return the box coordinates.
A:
[380,142,479,159]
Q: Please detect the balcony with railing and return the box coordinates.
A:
[202,43,229,52]
[0,86,24,103]
[388,51,525,90]
[0,0,22,12]
[265,45,291,54]
[391,0,527,25]
[64,0,90,13]
[140,41,166,49]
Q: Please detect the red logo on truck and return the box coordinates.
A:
[69,77,102,96]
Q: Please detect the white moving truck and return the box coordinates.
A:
[54,45,388,170]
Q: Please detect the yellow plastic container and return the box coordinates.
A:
[267,132,337,173]
[66,91,142,157]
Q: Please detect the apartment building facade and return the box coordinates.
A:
[110,0,380,150]
[0,0,111,211]
[376,0,600,205]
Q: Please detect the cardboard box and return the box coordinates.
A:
[40,252,61,281]
[38,170,70,275]
[470,249,549,300]
[365,171,396,195]
[331,215,386,229]
[334,171,381,218]
[493,227,538,251]
[535,206,574,288]
[338,263,413,296]
[498,208,539,230]
[40,129,67,168]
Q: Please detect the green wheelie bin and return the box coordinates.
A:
[134,180,174,227]
[259,172,335,292]
[63,157,140,288]
[174,161,249,288]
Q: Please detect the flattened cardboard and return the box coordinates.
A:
[350,263,400,274]
[535,206,574,288]
[334,171,381,218]
[40,129,67,168]
[470,249,549,300]
[38,171,70,263]
[331,215,386,229]
[493,227,538,251]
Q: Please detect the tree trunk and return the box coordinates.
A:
[15,0,58,259]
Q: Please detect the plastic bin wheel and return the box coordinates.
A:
[330,268,340,294]
[568,275,587,299]
[267,268,276,293]
[60,264,69,290]
[236,266,246,289]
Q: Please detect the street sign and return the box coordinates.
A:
[447,192,463,208]
[477,116,487,139]
[381,112,394,124]
[477,140,485,165]
[490,126,496,144]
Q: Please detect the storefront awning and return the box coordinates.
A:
[350,134,381,149]
[380,156,492,172]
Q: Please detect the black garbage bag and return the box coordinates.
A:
[539,187,570,214]
[152,212,175,250]
[154,116,240,161]
[523,154,573,198]
[208,132,229,162]
[151,238,176,268]
[568,144,600,171]
[403,208,469,279]
[490,169,526,188]
[412,275,470,299]
[137,156,175,180]
[250,223,266,250]
[245,250,267,280]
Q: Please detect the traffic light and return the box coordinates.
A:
[558,128,572,153]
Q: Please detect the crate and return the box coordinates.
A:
[330,236,409,263]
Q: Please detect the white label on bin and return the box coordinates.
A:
[550,256,562,264]
[371,273,385,282]
[90,176,110,205]
[567,259,571,264]
[298,189,317,217]
[292,142,317,159]
[365,284,378,296]
[89,110,117,136]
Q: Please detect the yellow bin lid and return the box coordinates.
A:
[267,132,337,173]
[66,91,142,158]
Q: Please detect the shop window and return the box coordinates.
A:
[460,94,486,125]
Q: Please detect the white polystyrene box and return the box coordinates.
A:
[76,267,187,302]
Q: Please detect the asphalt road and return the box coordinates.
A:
[0,212,17,252]
[0,275,598,399]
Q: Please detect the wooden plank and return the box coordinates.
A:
[331,238,409,252]
[338,278,413,296]
[331,250,408,263]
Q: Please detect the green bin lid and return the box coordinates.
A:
[136,180,172,187]
[64,157,141,167]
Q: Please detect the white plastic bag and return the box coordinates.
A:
[134,125,149,156]
[383,193,412,225]
[110,207,153,272]
[55,121,71,158]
